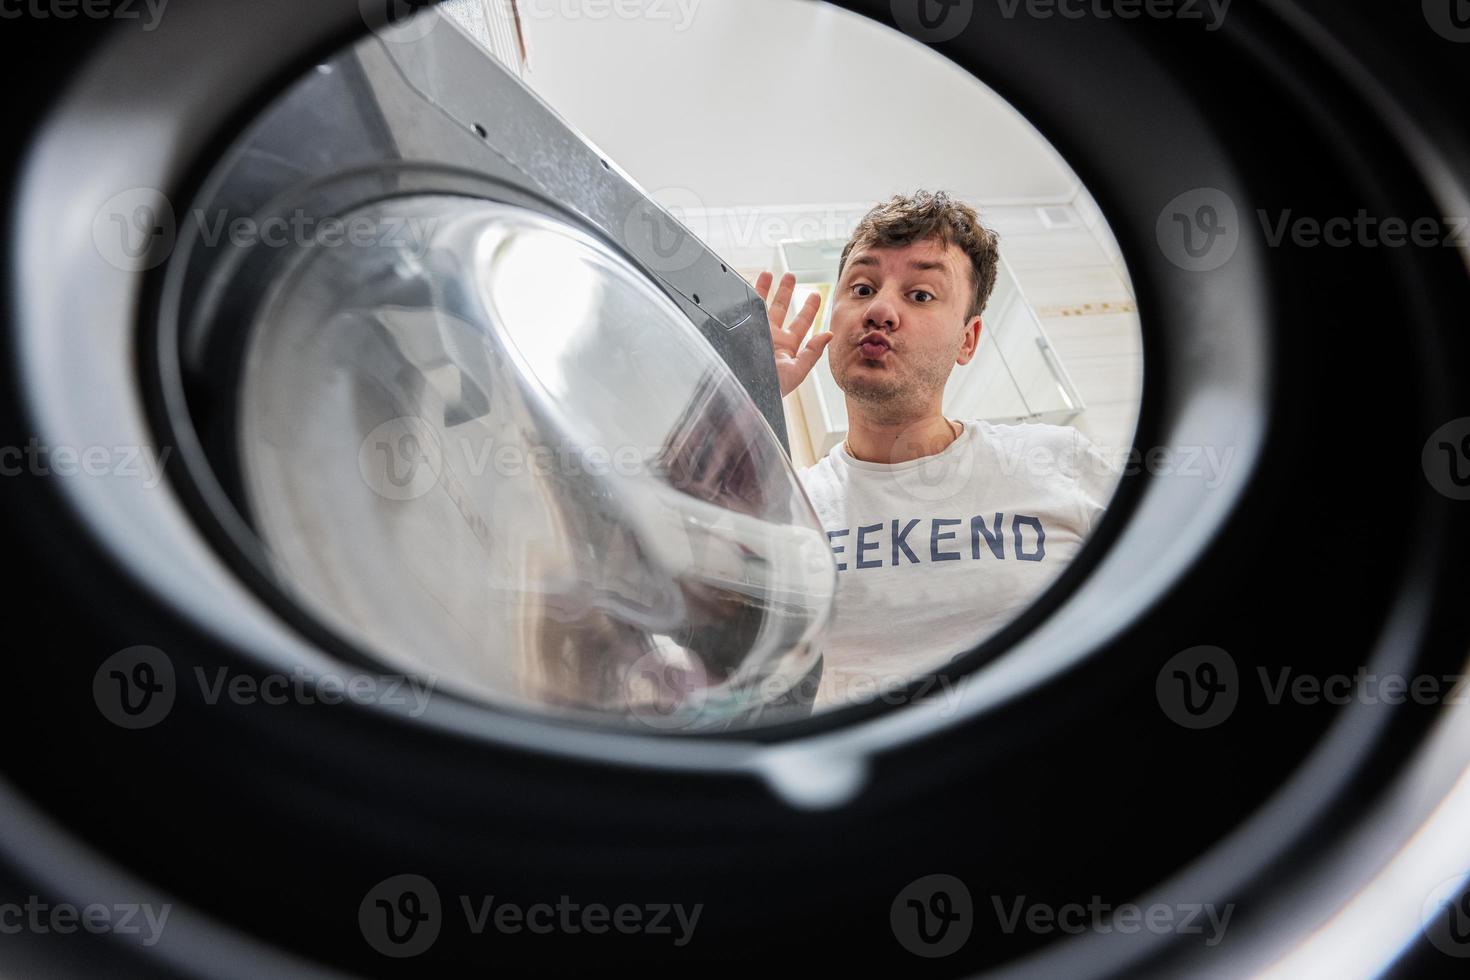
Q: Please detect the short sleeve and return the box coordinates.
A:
[1067,427,1122,536]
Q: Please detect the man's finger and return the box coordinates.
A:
[798,331,834,372]
[766,272,796,330]
[787,291,823,342]
[754,270,773,302]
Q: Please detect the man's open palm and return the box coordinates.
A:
[756,271,832,398]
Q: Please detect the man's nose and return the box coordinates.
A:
[863,293,898,330]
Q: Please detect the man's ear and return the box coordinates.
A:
[955,316,983,366]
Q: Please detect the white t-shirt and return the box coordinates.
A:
[797,419,1118,708]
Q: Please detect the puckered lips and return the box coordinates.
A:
[857,332,892,360]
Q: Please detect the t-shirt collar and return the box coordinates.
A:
[834,419,973,473]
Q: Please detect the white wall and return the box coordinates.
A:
[512,0,1140,460]
[516,0,1080,209]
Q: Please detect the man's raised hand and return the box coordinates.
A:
[756,271,832,398]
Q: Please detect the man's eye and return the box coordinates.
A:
[912,291,935,303]
[852,284,874,297]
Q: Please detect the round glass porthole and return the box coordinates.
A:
[236,197,836,731]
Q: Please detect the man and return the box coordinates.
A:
[757,190,1117,709]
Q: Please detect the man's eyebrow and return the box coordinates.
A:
[908,260,951,277]
[845,256,952,278]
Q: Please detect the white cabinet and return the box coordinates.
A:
[775,239,1084,457]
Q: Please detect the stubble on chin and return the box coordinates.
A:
[838,369,900,403]
[835,356,950,423]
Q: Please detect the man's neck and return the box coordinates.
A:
[843,407,961,464]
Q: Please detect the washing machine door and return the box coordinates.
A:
[233,196,835,727]
[145,12,836,731]
[6,3,1470,979]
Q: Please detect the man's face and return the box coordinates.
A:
[828,236,982,417]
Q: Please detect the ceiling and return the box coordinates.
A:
[516,0,1082,211]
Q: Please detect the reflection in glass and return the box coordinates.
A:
[237,198,835,730]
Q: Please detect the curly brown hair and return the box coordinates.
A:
[837,190,1001,322]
